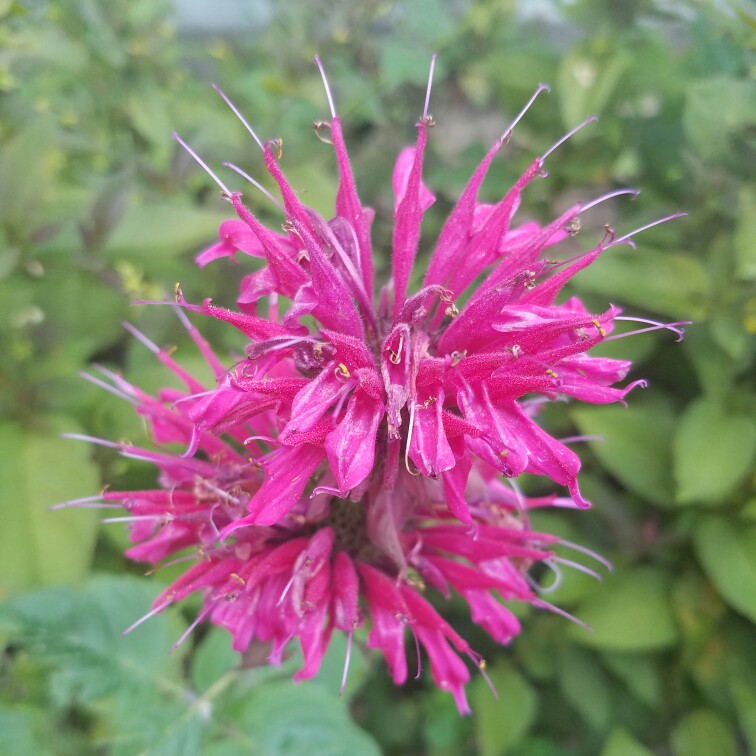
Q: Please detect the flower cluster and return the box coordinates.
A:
[61,58,685,712]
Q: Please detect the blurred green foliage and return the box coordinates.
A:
[1,0,754,753]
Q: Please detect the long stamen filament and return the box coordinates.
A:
[173,132,232,196]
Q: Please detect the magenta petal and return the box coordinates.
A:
[408,388,455,477]
[441,448,472,524]
[392,145,436,215]
[244,444,326,526]
[391,125,430,318]
[325,392,384,494]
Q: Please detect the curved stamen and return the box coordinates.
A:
[605,316,691,343]
[558,538,613,571]
[528,560,563,594]
[533,598,593,631]
[423,53,437,119]
[551,556,603,582]
[173,132,232,196]
[211,84,264,150]
[222,162,285,211]
[578,188,640,215]
[541,116,598,161]
[314,55,337,119]
[500,83,550,143]
[606,212,687,249]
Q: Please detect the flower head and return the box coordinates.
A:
[60,57,686,711]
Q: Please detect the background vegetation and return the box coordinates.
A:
[1,0,754,753]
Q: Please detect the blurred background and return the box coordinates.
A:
[0,0,754,753]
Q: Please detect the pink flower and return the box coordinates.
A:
[60,57,686,711]
[67,346,604,712]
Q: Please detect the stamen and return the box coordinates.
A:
[605,316,691,343]
[211,84,264,150]
[551,556,603,582]
[500,83,550,143]
[423,53,437,120]
[170,606,212,653]
[404,400,421,476]
[578,188,640,215]
[49,495,119,511]
[528,560,562,594]
[388,335,404,364]
[172,132,232,197]
[558,538,613,571]
[533,599,593,631]
[222,163,285,210]
[122,601,172,636]
[61,433,120,449]
[122,321,160,354]
[314,55,337,119]
[606,212,687,249]
[100,514,170,524]
[79,371,137,404]
[340,631,353,696]
[541,116,598,161]
[559,434,605,445]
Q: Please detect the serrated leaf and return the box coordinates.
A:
[571,394,676,506]
[694,517,756,624]
[471,661,537,756]
[0,417,100,594]
[670,709,737,756]
[571,567,679,651]
[674,399,756,504]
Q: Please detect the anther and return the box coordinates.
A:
[591,318,606,337]
[449,350,466,367]
[564,217,581,236]
[388,335,404,365]
[335,363,351,379]
[546,368,559,379]
[312,120,333,144]
[265,137,283,160]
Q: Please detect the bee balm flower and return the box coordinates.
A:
[60,57,686,711]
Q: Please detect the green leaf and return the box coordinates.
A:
[670,709,737,756]
[558,49,629,130]
[734,188,756,281]
[104,199,229,266]
[571,394,676,506]
[557,647,612,731]
[694,517,756,624]
[601,727,653,756]
[684,77,756,163]
[674,399,756,504]
[601,652,660,708]
[0,417,100,594]
[571,248,709,321]
[570,567,679,651]
[730,677,756,755]
[471,661,537,756]
[229,680,381,756]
